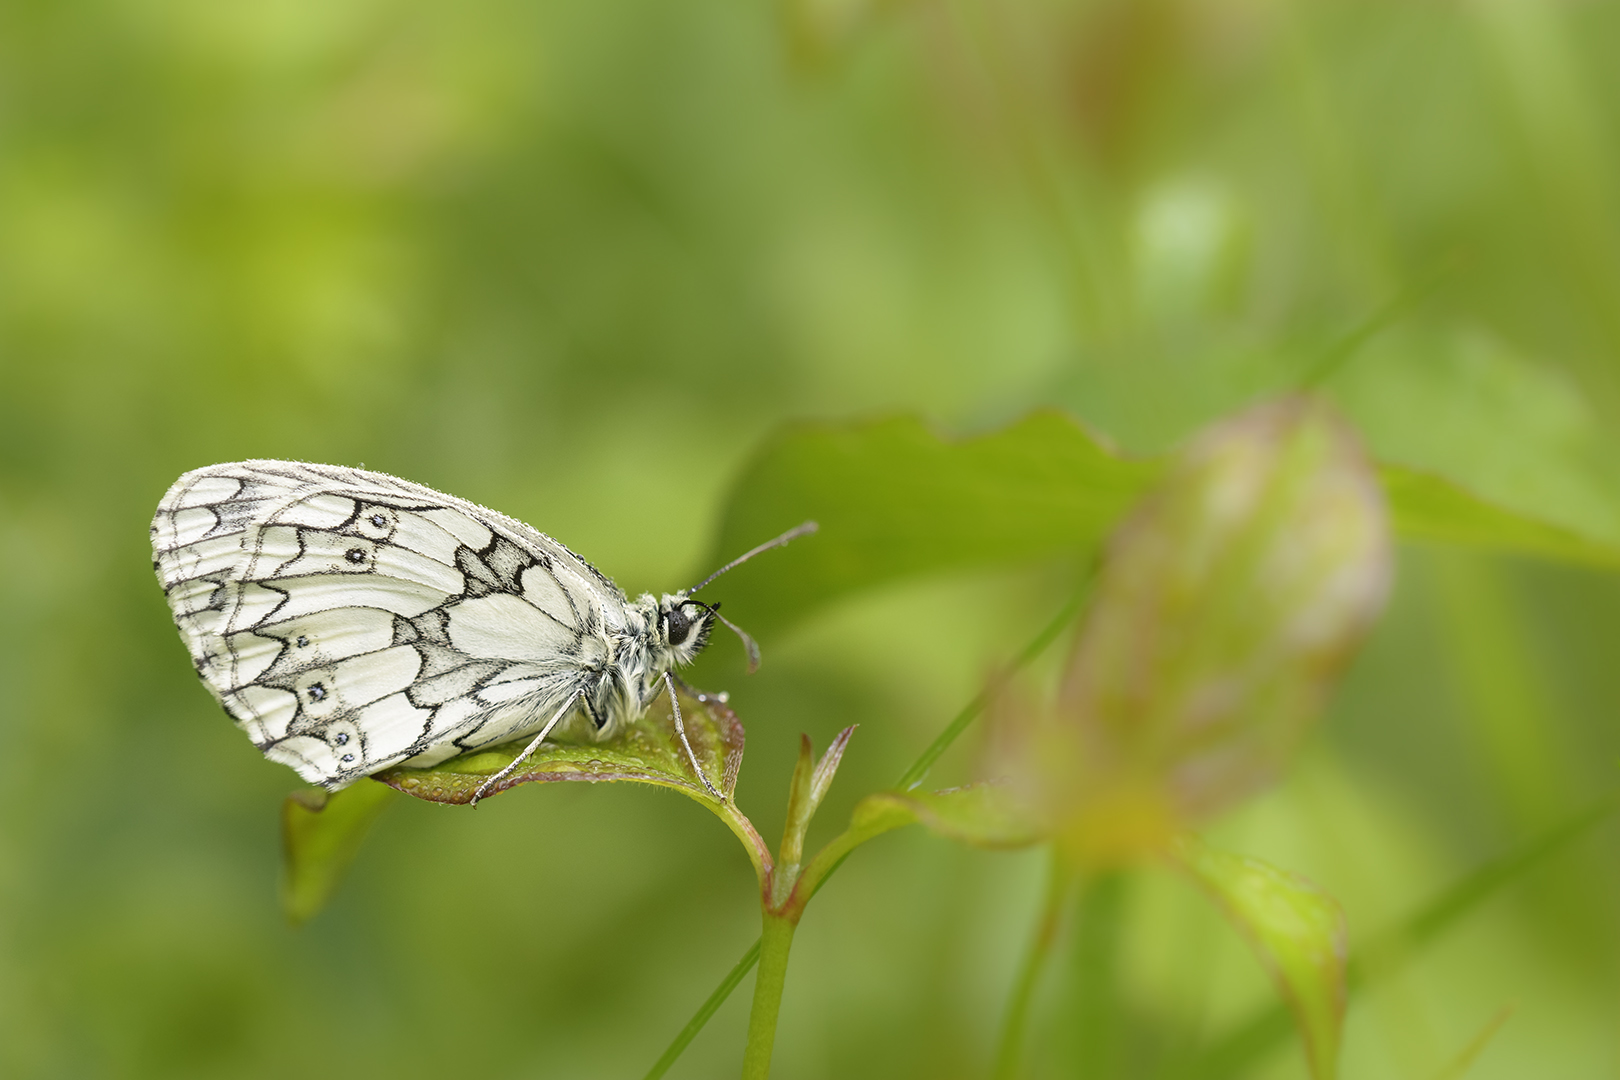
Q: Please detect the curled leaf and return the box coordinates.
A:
[1172,837,1349,1080]
[281,780,398,924]
[778,728,856,870]
[771,727,858,911]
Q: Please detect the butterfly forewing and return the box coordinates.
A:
[152,461,629,789]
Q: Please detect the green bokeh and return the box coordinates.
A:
[3,0,1619,1077]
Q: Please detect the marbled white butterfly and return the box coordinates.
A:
[151,461,813,801]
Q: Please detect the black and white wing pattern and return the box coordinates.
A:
[151,460,628,790]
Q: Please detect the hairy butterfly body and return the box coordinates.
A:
[151,460,811,796]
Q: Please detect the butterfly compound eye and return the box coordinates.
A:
[665,605,692,646]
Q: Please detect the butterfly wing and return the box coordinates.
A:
[151,460,626,789]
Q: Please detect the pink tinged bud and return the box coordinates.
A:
[1043,397,1391,858]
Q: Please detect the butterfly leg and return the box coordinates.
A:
[666,670,723,801]
[669,670,727,705]
[471,690,583,807]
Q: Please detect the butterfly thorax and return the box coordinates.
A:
[582,593,715,738]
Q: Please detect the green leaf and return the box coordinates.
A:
[1380,464,1620,569]
[1172,837,1348,1080]
[377,683,744,806]
[376,684,774,883]
[792,783,1046,917]
[280,780,398,925]
[705,412,1161,636]
[704,410,1620,639]
[1182,790,1620,1079]
[852,782,1048,849]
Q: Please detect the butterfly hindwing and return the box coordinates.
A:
[152,460,628,788]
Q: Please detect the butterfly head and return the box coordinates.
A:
[653,521,816,677]
[656,594,715,666]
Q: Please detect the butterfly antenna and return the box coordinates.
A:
[688,599,762,673]
[685,521,815,673]
[688,520,818,594]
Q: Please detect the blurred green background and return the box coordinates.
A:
[4,0,1620,1076]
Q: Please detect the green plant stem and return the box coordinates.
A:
[1431,1005,1513,1080]
[1299,252,1463,389]
[897,584,1088,791]
[647,586,1090,1078]
[992,853,1075,1080]
[1072,872,1128,1077]
[740,912,799,1080]
[642,938,763,1080]
[716,799,776,890]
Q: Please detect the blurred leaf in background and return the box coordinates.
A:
[3,0,1620,1077]
[1174,838,1348,1080]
